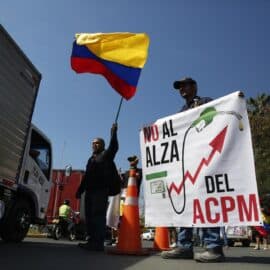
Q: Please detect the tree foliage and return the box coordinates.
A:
[247,93,270,195]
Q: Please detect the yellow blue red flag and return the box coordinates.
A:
[71,32,150,100]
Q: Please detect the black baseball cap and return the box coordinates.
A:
[127,155,139,162]
[173,77,197,89]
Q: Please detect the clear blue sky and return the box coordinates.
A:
[1,0,269,171]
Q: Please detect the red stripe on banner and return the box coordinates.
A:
[71,57,137,100]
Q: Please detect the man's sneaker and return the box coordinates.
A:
[194,248,225,263]
[78,242,104,252]
[161,247,193,259]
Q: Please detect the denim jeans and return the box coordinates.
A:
[84,189,109,247]
[177,227,222,250]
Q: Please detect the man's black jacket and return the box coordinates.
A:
[77,128,118,195]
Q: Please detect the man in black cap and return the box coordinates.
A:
[161,77,225,262]
[173,77,212,112]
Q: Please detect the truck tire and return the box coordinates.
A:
[0,199,32,242]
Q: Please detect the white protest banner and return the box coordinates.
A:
[140,91,262,227]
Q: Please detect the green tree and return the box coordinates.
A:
[247,93,270,116]
[247,93,270,194]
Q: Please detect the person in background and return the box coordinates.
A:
[58,199,74,232]
[76,123,118,252]
[59,199,72,219]
[169,228,177,248]
[122,155,142,196]
[253,206,270,250]
[161,77,225,263]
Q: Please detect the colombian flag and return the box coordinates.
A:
[71,32,150,100]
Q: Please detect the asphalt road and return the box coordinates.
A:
[0,238,270,270]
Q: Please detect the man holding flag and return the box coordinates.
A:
[75,123,118,251]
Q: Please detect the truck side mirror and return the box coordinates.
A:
[65,165,72,177]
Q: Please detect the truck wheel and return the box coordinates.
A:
[242,239,251,247]
[0,199,32,242]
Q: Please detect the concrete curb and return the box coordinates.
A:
[27,233,48,238]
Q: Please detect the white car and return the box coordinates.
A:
[226,226,253,247]
[142,229,155,240]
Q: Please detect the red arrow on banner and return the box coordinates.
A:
[168,125,228,195]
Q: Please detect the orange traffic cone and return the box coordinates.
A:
[110,168,148,255]
[153,227,171,251]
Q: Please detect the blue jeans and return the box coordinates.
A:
[177,227,222,250]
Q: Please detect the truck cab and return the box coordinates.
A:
[0,125,52,242]
[23,125,52,220]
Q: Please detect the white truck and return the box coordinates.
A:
[0,24,52,242]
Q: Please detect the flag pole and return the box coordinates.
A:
[114,97,124,123]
